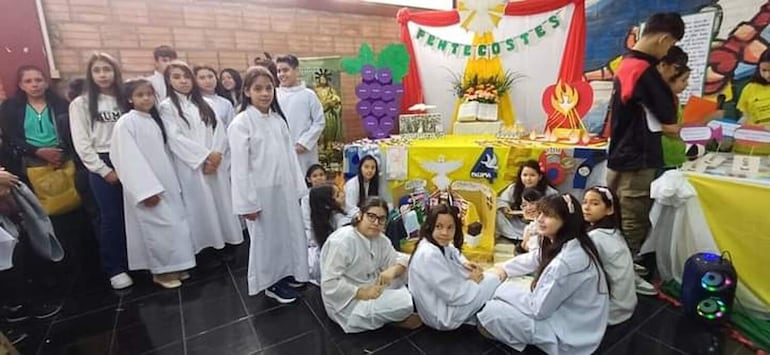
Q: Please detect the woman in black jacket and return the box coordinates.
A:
[0,66,98,316]
[0,67,73,178]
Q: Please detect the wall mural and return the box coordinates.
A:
[581,0,770,132]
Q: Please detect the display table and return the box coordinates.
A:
[644,155,770,319]
[344,135,608,262]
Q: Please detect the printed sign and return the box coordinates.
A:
[470,147,498,182]
[680,125,714,144]
[734,127,770,147]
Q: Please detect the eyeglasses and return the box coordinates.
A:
[364,212,388,225]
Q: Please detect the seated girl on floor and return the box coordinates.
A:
[582,186,637,326]
[408,204,505,331]
[320,197,422,333]
[478,194,611,355]
[496,160,557,242]
[516,187,546,254]
[304,184,354,285]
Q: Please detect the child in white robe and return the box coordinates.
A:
[194,64,243,252]
[320,197,422,333]
[582,186,637,325]
[344,155,382,210]
[109,79,195,289]
[478,194,611,355]
[496,160,558,241]
[228,66,309,303]
[303,184,353,285]
[159,61,242,264]
[408,204,505,331]
[516,188,546,254]
[275,55,326,173]
[194,65,236,129]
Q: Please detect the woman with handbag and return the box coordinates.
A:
[0,65,94,294]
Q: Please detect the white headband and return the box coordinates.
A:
[595,186,613,202]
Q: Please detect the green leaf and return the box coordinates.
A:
[376,43,411,83]
[340,57,363,75]
[359,43,375,65]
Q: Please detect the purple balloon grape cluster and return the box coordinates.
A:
[356,64,404,139]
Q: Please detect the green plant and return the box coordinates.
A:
[451,70,524,103]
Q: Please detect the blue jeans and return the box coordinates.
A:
[88,154,128,277]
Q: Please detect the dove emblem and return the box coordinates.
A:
[419,156,464,191]
[471,147,498,182]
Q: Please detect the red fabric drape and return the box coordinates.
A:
[397,8,460,112]
[397,0,587,113]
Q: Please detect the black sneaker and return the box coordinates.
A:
[282,276,305,289]
[1,305,29,323]
[265,284,297,304]
[30,304,62,320]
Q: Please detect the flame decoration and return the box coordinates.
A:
[548,80,587,133]
[458,0,507,34]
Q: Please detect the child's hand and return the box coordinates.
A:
[490,266,508,282]
[207,152,223,168]
[463,261,481,272]
[377,268,398,287]
[242,212,260,221]
[104,171,120,185]
[468,268,484,283]
[356,284,384,300]
[202,161,217,175]
[142,194,161,207]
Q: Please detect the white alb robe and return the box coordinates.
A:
[589,227,637,325]
[477,239,609,354]
[205,94,236,129]
[496,185,558,240]
[159,94,242,253]
[343,176,393,210]
[408,240,501,331]
[301,195,355,285]
[228,106,309,295]
[109,109,196,274]
[320,225,413,333]
[276,83,325,173]
[147,71,166,103]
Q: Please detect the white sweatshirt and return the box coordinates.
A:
[588,227,637,325]
[69,94,123,176]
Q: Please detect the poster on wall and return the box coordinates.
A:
[299,56,344,174]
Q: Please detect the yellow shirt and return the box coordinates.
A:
[737,82,770,127]
[735,82,770,155]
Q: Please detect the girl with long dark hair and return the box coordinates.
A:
[408,204,504,331]
[478,194,611,354]
[69,53,131,290]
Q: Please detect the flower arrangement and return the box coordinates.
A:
[452,71,522,104]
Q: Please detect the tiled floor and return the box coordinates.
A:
[8,240,757,355]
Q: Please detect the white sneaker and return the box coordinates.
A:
[635,275,657,296]
[110,273,134,290]
[634,263,649,276]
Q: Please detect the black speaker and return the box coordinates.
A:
[681,252,737,323]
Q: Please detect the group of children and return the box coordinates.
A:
[0,44,328,300]
[9,8,770,352]
[300,166,636,354]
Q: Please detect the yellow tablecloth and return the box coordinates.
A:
[380,135,608,193]
[345,135,609,262]
[687,174,770,308]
